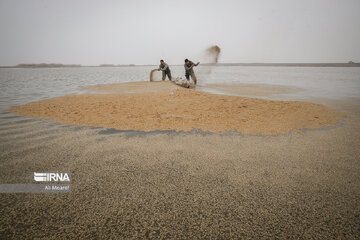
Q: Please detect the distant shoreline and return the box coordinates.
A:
[214,62,360,67]
[0,62,359,68]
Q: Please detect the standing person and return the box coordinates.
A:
[158,59,172,81]
[184,59,200,84]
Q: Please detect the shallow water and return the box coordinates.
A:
[202,66,360,100]
[0,66,359,114]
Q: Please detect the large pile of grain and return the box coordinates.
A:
[9,81,345,135]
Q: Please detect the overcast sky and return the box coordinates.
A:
[0,0,359,65]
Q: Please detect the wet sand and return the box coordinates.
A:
[201,83,303,96]
[1,82,359,239]
[9,81,344,135]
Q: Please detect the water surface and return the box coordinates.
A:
[1,66,359,115]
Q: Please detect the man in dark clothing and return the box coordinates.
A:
[184,59,200,84]
[158,59,172,81]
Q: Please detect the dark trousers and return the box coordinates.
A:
[185,72,197,84]
[162,70,172,81]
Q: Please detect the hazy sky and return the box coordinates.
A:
[0,0,359,65]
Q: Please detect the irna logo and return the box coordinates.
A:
[34,172,71,182]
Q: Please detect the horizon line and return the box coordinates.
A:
[1,61,360,67]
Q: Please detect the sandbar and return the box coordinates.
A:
[9,81,345,135]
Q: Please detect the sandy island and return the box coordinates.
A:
[9,81,345,135]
